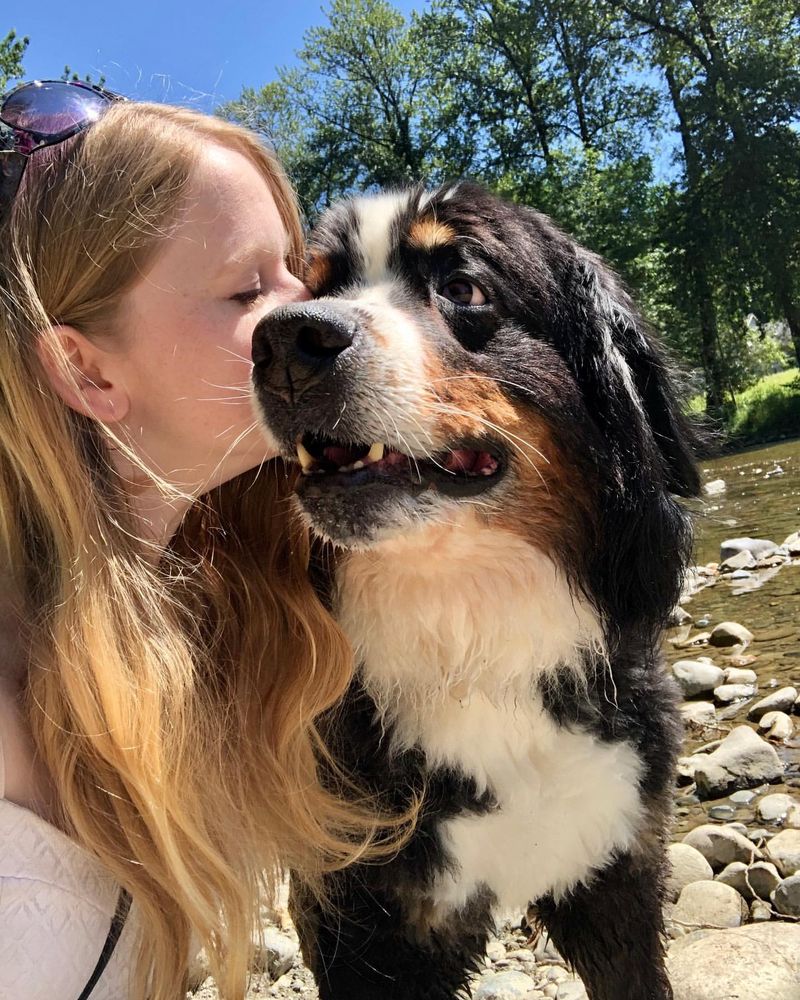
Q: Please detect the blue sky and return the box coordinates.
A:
[9,1,421,111]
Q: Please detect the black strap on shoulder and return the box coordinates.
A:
[76,888,132,1000]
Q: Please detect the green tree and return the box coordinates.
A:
[0,29,27,92]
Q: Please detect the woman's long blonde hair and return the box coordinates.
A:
[0,103,397,999]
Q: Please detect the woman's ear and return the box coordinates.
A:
[36,325,130,423]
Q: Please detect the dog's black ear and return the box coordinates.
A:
[560,250,700,499]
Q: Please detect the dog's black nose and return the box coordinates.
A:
[252,304,357,403]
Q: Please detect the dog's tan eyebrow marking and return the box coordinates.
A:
[406,219,457,253]
[305,252,332,294]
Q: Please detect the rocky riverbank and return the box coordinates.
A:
[188,530,800,1000]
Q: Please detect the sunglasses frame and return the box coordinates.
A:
[0,79,125,226]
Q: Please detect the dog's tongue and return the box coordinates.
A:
[443,449,498,476]
[323,444,364,466]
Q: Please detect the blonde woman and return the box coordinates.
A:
[0,80,392,1000]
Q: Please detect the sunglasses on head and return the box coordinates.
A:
[0,78,125,226]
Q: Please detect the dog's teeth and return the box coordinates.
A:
[367,442,385,463]
[296,440,316,471]
[352,460,365,470]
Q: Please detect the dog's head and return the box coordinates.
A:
[252,183,698,627]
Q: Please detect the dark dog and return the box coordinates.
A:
[251,183,697,1000]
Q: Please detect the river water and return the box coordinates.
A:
[665,438,800,836]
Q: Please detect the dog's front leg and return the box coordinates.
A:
[292,871,493,1000]
[533,849,673,1000]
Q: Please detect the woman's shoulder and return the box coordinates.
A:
[0,800,134,1000]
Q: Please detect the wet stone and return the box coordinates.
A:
[747,687,798,721]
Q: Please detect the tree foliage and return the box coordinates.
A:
[0,29,27,92]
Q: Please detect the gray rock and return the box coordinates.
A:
[766,829,800,876]
[703,478,726,496]
[750,898,772,921]
[708,621,754,646]
[669,606,694,627]
[672,659,725,697]
[666,843,714,902]
[723,667,758,685]
[748,687,799,721]
[757,711,795,741]
[679,701,717,729]
[682,824,762,870]
[555,983,588,1000]
[716,861,781,901]
[718,550,756,572]
[729,789,758,805]
[251,926,299,979]
[691,725,784,798]
[486,939,507,963]
[473,971,537,999]
[772,873,800,917]
[713,683,756,704]
[757,793,800,827]
[783,530,800,555]
[720,537,777,562]
[670,880,746,933]
[667,923,800,1000]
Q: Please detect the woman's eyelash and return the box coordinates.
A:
[231,287,262,305]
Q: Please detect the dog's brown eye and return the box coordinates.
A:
[440,279,488,307]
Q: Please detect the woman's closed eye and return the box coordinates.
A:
[230,286,263,307]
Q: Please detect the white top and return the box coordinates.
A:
[0,696,137,1000]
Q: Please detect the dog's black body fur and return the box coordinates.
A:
[252,183,698,1000]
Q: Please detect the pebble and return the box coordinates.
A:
[757,711,795,741]
[682,824,761,870]
[691,726,784,798]
[783,529,800,554]
[666,843,714,901]
[719,538,777,562]
[670,880,746,933]
[766,829,800,876]
[707,804,736,821]
[473,971,538,999]
[667,923,800,1000]
[679,701,717,729]
[716,860,781,901]
[729,789,757,805]
[750,898,772,921]
[713,683,756,704]
[703,478,726,496]
[757,793,800,827]
[669,606,694,627]
[708,621,754,646]
[555,983,588,1000]
[672,659,724,697]
[772,873,800,917]
[718,551,756,573]
[723,667,758,685]
[747,687,799,721]
[252,927,299,979]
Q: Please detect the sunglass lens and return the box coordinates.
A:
[1,82,109,137]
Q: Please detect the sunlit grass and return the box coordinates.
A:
[687,368,800,443]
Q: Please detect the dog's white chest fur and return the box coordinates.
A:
[336,517,645,916]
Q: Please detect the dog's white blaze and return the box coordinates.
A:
[342,282,442,456]
[336,512,645,917]
[357,193,410,284]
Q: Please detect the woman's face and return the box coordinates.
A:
[112,143,307,492]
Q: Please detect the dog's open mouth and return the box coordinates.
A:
[293,434,504,497]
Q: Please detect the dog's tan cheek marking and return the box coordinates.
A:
[406,219,457,253]
[424,368,595,555]
[495,408,597,560]
[305,252,332,296]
